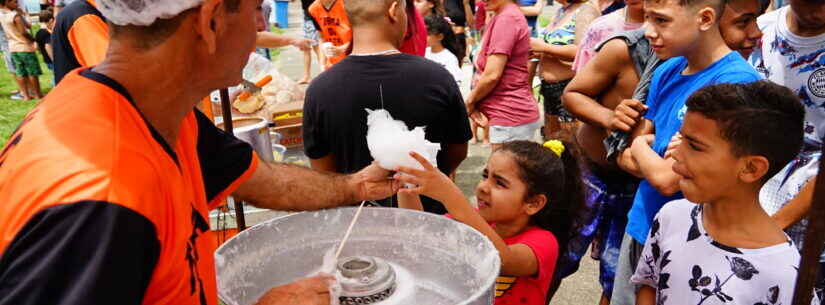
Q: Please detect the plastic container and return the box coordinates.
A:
[215,208,500,305]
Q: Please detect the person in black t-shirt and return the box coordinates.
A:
[304,0,472,214]
[35,10,54,72]
[444,0,474,64]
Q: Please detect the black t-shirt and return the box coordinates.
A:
[444,0,475,27]
[303,53,472,213]
[35,29,52,65]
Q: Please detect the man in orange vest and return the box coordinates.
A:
[0,1,399,305]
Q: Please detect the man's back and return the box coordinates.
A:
[303,54,471,211]
[304,53,470,174]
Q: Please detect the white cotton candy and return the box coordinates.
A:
[96,0,204,26]
[320,248,342,305]
[366,109,440,179]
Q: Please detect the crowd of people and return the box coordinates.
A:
[298,0,825,304]
[0,0,823,305]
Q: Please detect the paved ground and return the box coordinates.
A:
[262,2,604,304]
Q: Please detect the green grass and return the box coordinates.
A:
[0,52,53,148]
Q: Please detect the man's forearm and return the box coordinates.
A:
[256,32,296,48]
[237,162,362,211]
[773,176,815,229]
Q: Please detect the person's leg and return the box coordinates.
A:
[28,76,43,99]
[598,180,637,304]
[540,80,565,140]
[556,79,578,142]
[609,233,641,305]
[469,119,479,144]
[14,75,30,100]
[6,52,23,99]
[482,124,490,146]
[22,53,43,98]
[300,49,312,84]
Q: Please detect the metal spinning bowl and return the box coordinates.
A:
[214,207,501,305]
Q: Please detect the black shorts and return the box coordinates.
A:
[540,79,574,122]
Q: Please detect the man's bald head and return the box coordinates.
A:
[345,0,404,26]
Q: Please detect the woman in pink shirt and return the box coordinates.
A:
[465,0,540,152]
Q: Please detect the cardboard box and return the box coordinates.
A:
[272,123,303,148]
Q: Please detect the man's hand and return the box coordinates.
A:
[255,275,334,305]
[291,37,312,51]
[609,99,648,132]
[351,162,401,202]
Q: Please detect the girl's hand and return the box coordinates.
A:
[394,152,461,203]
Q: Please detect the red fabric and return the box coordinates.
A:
[475,1,486,30]
[495,227,559,305]
[400,6,427,56]
[475,3,539,127]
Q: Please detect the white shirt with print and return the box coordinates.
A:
[426,47,464,87]
[749,5,825,249]
[631,199,800,305]
[750,6,825,145]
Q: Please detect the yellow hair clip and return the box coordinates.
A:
[543,140,565,157]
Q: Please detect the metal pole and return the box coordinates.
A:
[793,150,825,305]
[219,88,247,232]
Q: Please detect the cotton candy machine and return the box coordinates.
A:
[215,207,500,305]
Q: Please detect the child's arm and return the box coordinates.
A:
[14,15,34,44]
[519,0,545,17]
[562,39,633,129]
[636,286,657,305]
[395,152,542,277]
[617,120,653,178]
[397,191,424,211]
[772,175,815,229]
[630,134,681,196]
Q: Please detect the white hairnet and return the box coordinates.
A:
[96,0,204,26]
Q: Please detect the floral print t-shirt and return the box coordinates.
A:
[631,199,800,305]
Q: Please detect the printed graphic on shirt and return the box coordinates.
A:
[750,8,825,144]
[186,204,210,305]
[496,276,517,297]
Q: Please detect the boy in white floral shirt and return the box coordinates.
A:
[631,81,804,305]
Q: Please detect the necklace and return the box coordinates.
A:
[349,49,401,56]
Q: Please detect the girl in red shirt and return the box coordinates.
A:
[398,140,586,305]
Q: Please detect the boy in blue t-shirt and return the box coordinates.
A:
[608,0,762,303]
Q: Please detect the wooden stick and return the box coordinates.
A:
[793,168,825,304]
[335,201,367,259]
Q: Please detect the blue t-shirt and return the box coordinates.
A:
[519,0,538,30]
[626,52,762,243]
